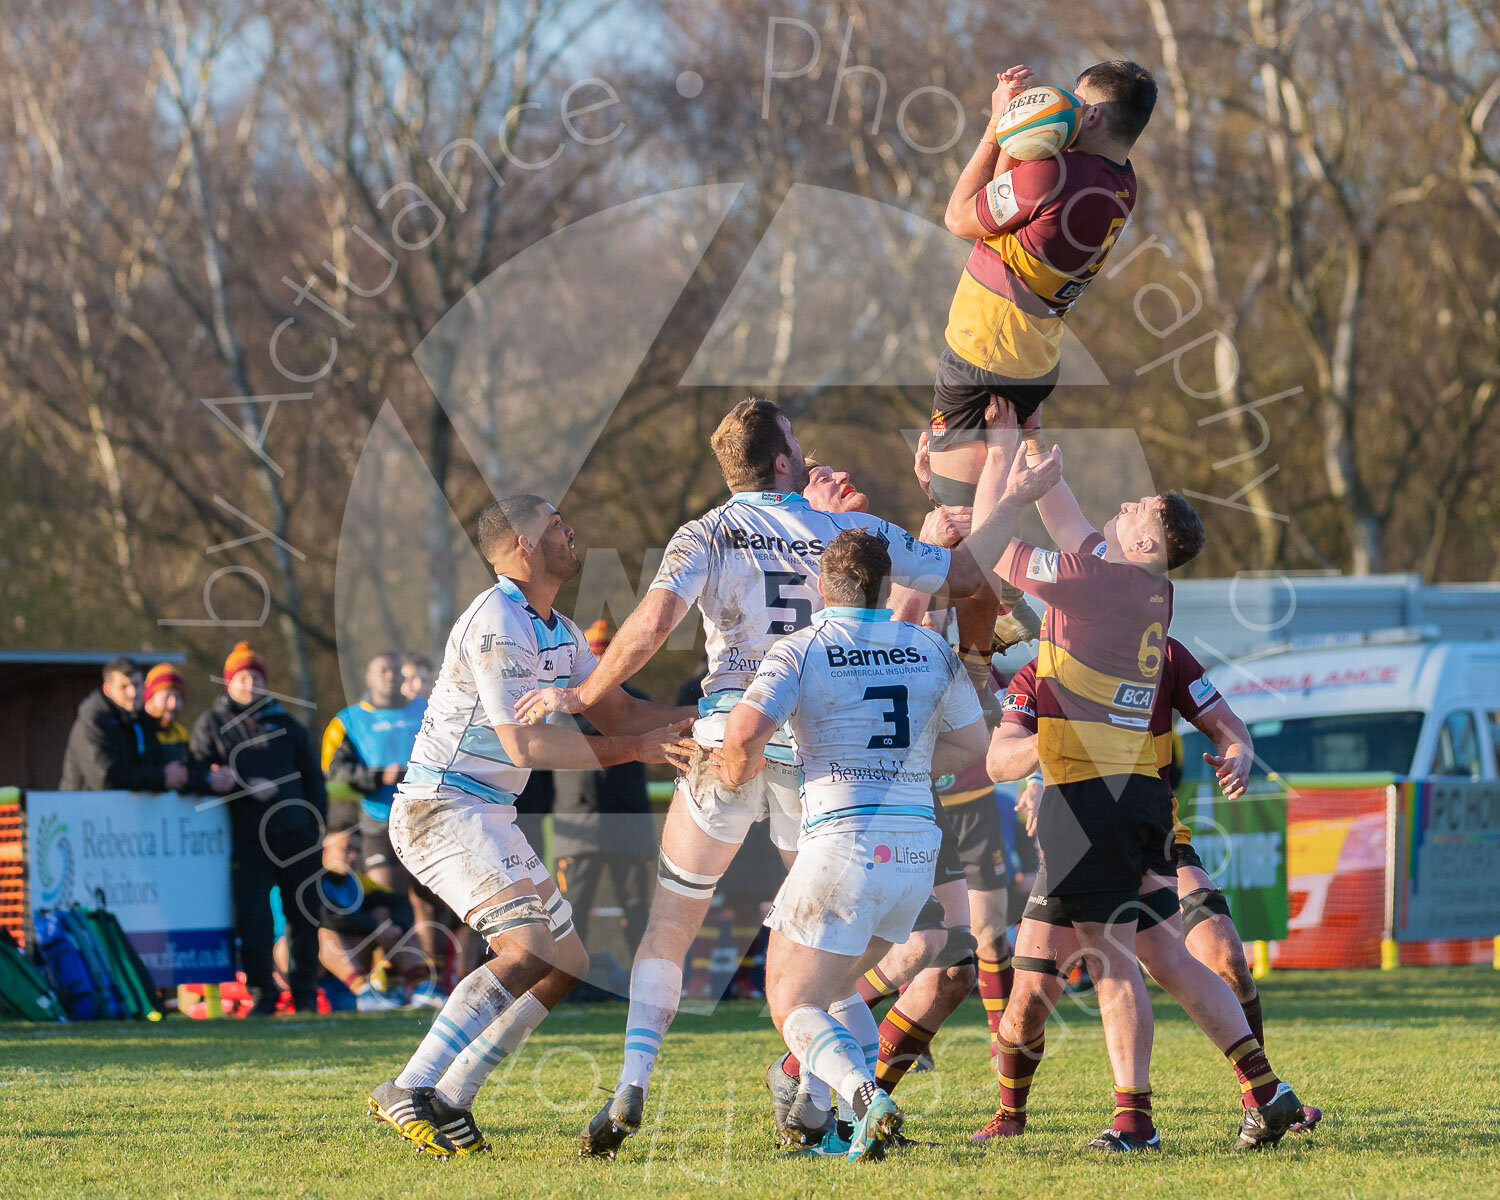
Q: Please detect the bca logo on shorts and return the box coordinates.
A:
[1026,547,1058,584]
[930,409,946,434]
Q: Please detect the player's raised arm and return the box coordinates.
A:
[944,66,1035,238]
[1190,700,1256,801]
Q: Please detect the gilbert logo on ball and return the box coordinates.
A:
[995,85,1084,160]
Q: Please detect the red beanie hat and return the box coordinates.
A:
[143,663,186,704]
[223,641,266,683]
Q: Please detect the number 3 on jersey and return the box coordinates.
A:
[864,685,910,750]
[763,570,813,635]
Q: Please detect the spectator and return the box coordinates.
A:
[320,651,444,1005]
[190,642,326,1017]
[141,663,233,795]
[553,622,656,948]
[274,823,431,1011]
[60,656,189,792]
[400,652,434,701]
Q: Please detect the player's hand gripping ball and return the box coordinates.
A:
[995,85,1084,160]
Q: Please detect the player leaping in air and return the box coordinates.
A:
[512,397,1059,1159]
[932,59,1156,692]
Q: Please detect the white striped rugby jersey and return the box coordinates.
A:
[650,491,951,697]
[740,607,983,834]
[400,574,597,807]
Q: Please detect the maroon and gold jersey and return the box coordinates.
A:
[999,532,1169,786]
[1003,636,1223,842]
[945,152,1136,380]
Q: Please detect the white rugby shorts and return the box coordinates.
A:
[680,705,801,852]
[389,795,551,924]
[766,825,942,956]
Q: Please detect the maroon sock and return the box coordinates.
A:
[856,964,900,1009]
[875,1004,938,1094]
[1113,1086,1154,1138]
[1227,1035,1281,1108]
[782,1052,801,1078]
[995,1031,1045,1123]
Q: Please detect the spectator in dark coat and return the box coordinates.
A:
[59,656,189,793]
[141,663,233,795]
[190,642,326,1015]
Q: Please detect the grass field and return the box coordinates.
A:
[4,968,1499,1199]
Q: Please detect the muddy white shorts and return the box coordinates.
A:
[765,824,942,957]
[681,699,801,852]
[389,795,551,924]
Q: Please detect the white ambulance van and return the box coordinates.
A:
[1177,631,1500,784]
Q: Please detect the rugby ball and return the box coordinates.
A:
[994,85,1084,160]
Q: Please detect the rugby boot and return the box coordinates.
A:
[428,1092,492,1155]
[579,1084,644,1159]
[845,1091,903,1162]
[971,1107,1026,1142]
[1290,1104,1324,1134]
[1089,1127,1162,1152]
[1234,1081,1302,1150]
[367,1078,457,1159]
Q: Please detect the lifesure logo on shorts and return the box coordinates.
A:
[866,842,938,870]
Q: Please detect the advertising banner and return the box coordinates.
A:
[1176,781,1289,942]
[1392,779,1500,942]
[27,791,235,986]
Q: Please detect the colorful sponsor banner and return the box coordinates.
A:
[26,791,235,986]
[1176,781,1289,942]
[1392,779,1500,942]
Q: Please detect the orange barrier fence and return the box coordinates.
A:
[1274,780,1490,969]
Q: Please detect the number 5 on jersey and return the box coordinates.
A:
[763,570,813,635]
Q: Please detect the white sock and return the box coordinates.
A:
[830,992,880,1076]
[435,990,549,1109]
[618,957,682,1094]
[796,1068,833,1110]
[782,1004,872,1107]
[395,966,513,1090]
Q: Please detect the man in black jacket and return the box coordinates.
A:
[60,657,190,793]
[190,642,327,1015]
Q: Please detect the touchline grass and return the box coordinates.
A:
[4,969,1498,1199]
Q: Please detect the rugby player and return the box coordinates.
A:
[366,495,696,1159]
[990,643,1323,1135]
[767,464,977,1144]
[931,60,1157,693]
[972,430,1303,1152]
[511,398,1058,1158]
[718,529,992,1160]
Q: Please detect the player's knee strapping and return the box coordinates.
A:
[935,924,979,969]
[928,474,977,506]
[1013,954,1066,979]
[657,849,721,899]
[472,894,551,940]
[1179,886,1232,935]
[1135,886,1180,931]
[543,889,575,941]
